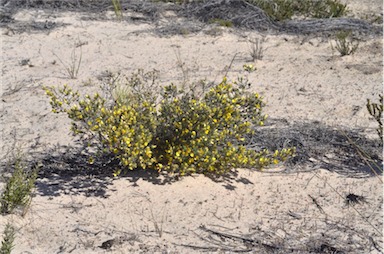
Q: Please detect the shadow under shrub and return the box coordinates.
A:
[45,71,294,177]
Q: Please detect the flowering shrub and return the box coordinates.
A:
[45,71,294,176]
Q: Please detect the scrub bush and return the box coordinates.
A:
[1,155,37,215]
[247,0,348,21]
[45,71,294,176]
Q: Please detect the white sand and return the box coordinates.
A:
[0,0,383,253]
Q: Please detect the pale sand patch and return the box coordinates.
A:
[1,168,382,253]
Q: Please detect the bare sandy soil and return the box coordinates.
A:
[0,0,383,253]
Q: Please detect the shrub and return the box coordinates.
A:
[310,0,348,18]
[0,155,38,215]
[45,71,294,176]
[247,0,296,21]
[246,0,348,21]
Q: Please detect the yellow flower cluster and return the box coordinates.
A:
[45,75,295,176]
[153,78,294,175]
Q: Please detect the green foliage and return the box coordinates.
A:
[0,223,15,254]
[247,0,296,21]
[0,155,38,215]
[333,30,359,56]
[367,95,383,142]
[247,0,348,21]
[310,0,348,18]
[111,0,123,19]
[209,18,233,27]
[45,71,294,177]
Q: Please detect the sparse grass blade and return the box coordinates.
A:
[54,45,82,79]
[339,129,383,182]
[333,30,359,56]
[111,0,123,19]
[248,36,265,62]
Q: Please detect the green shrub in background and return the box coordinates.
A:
[310,0,348,18]
[152,0,348,21]
[45,71,294,176]
[247,0,296,21]
[246,0,348,21]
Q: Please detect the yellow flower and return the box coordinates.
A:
[113,169,121,177]
[243,64,256,72]
[145,148,152,158]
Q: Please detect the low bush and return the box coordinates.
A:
[246,0,348,21]
[45,71,294,176]
[0,155,37,215]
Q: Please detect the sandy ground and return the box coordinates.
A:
[0,0,383,253]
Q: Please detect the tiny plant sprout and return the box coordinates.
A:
[243,64,256,73]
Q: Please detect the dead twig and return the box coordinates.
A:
[224,53,239,78]
[308,194,326,214]
[176,243,253,253]
[199,225,280,252]
[313,172,383,237]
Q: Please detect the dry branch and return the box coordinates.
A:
[281,18,382,35]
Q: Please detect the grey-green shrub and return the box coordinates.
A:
[246,0,348,21]
[0,223,15,254]
[0,156,38,215]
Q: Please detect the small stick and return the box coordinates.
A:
[308,194,325,214]
[224,53,239,78]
